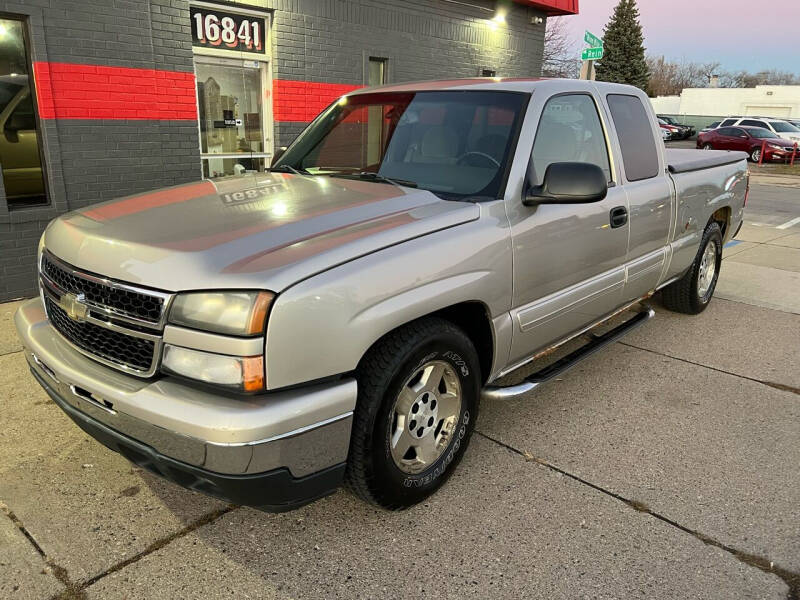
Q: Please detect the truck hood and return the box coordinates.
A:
[44,173,480,292]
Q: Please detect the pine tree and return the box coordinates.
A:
[594,0,649,91]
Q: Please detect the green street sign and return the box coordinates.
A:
[584,30,603,48]
[581,47,604,61]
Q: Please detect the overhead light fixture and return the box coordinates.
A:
[0,24,7,38]
[492,9,507,25]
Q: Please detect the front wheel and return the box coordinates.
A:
[702,143,713,150]
[345,317,480,509]
[750,148,762,162]
[661,222,723,314]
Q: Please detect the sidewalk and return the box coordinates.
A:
[720,223,800,314]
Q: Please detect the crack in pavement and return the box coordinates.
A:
[2,497,236,600]
[0,348,24,358]
[474,430,800,600]
[1,501,82,599]
[618,341,800,396]
[48,504,239,599]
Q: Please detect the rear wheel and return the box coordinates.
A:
[661,222,723,315]
[345,317,480,509]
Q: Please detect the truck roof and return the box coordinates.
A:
[348,77,645,96]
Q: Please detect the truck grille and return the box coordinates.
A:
[41,254,164,324]
[45,296,156,372]
[39,252,171,377]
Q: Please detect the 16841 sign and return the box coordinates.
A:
[190,6,266,54]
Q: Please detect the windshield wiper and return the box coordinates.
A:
[329,172,418,188]
[270,164,312,175]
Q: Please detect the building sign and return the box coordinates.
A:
[190,6,266,54]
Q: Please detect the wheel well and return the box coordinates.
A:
[710,207,730,239]
[432,301,494,384]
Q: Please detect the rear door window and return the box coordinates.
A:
[720,119,738,127]
[606,94,659,182]
[740,119,766,128]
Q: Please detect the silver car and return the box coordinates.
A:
[16,79,747,511]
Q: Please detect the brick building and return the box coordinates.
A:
[0,0,578,302]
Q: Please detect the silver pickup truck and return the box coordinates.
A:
[15,79,747,511]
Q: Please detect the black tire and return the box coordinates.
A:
[750,148,761,163]
[345,317,480,509]
[661,222,723,315]
[702,143,713,150]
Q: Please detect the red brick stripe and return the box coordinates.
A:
[273,79,361,123]
[34,62,198,120]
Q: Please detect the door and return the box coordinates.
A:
[194,55,273,178]
[606,94,673,300]
[507,92,629,367]
[727,128,752,152]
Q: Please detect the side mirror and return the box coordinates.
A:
[270,146,287,168]
[524,162,608,206]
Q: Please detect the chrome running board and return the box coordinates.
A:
[482,305,655,401]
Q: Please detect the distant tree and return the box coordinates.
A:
[646,56,720,96]
[595,0,649,91]
[542,17,579,79]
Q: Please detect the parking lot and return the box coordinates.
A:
[1,183,798,599]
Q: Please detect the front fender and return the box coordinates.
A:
[264,201,511,390]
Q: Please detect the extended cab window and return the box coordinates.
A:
[530,94,611,184]
[606,94,659,182]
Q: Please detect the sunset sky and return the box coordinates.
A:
[561,0,800,73]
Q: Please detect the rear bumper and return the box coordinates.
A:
[15,297,357,511]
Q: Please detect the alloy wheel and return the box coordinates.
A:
[389,360,462,474]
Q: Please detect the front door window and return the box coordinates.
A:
[195,57,270,178]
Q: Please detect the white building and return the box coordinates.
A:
[651,85,800,119]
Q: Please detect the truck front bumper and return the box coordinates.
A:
[15,298,357,512]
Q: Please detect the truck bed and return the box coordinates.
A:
[665,148,748,174]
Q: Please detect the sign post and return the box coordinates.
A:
[580,30,604,80]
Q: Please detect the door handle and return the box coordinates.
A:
[610,206,627,228]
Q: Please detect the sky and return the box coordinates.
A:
[562,0,800,74]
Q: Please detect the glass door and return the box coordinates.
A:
[195,55,272,178]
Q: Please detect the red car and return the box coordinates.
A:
[697,125,799,163]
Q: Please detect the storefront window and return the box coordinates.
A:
[0,17,47,208]
[196,56,269,179]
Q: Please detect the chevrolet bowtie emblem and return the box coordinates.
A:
[60,292,88,322]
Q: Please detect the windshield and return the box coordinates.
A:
[771,121,800,133]
[275,91,528,200]
[749,128,779,139]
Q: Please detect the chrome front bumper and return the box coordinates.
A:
[15,298,356,479]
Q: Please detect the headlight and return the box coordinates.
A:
[169,291,273,336]
[162,345,264,392]
[767,144,785,151]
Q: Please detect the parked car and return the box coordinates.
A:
[15,79,747,512]
[716,117,800,144]
[700,121,721,134]
[660,127,671,142]
[658,115,695,139]
[697,125,798,162]
[658,118,681,140]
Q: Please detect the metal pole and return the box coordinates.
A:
[758,140,766,167]
[792,143,797,166]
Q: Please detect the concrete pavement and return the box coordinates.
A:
[0,184,798,599]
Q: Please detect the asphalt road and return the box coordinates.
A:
[0,182,798,600]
